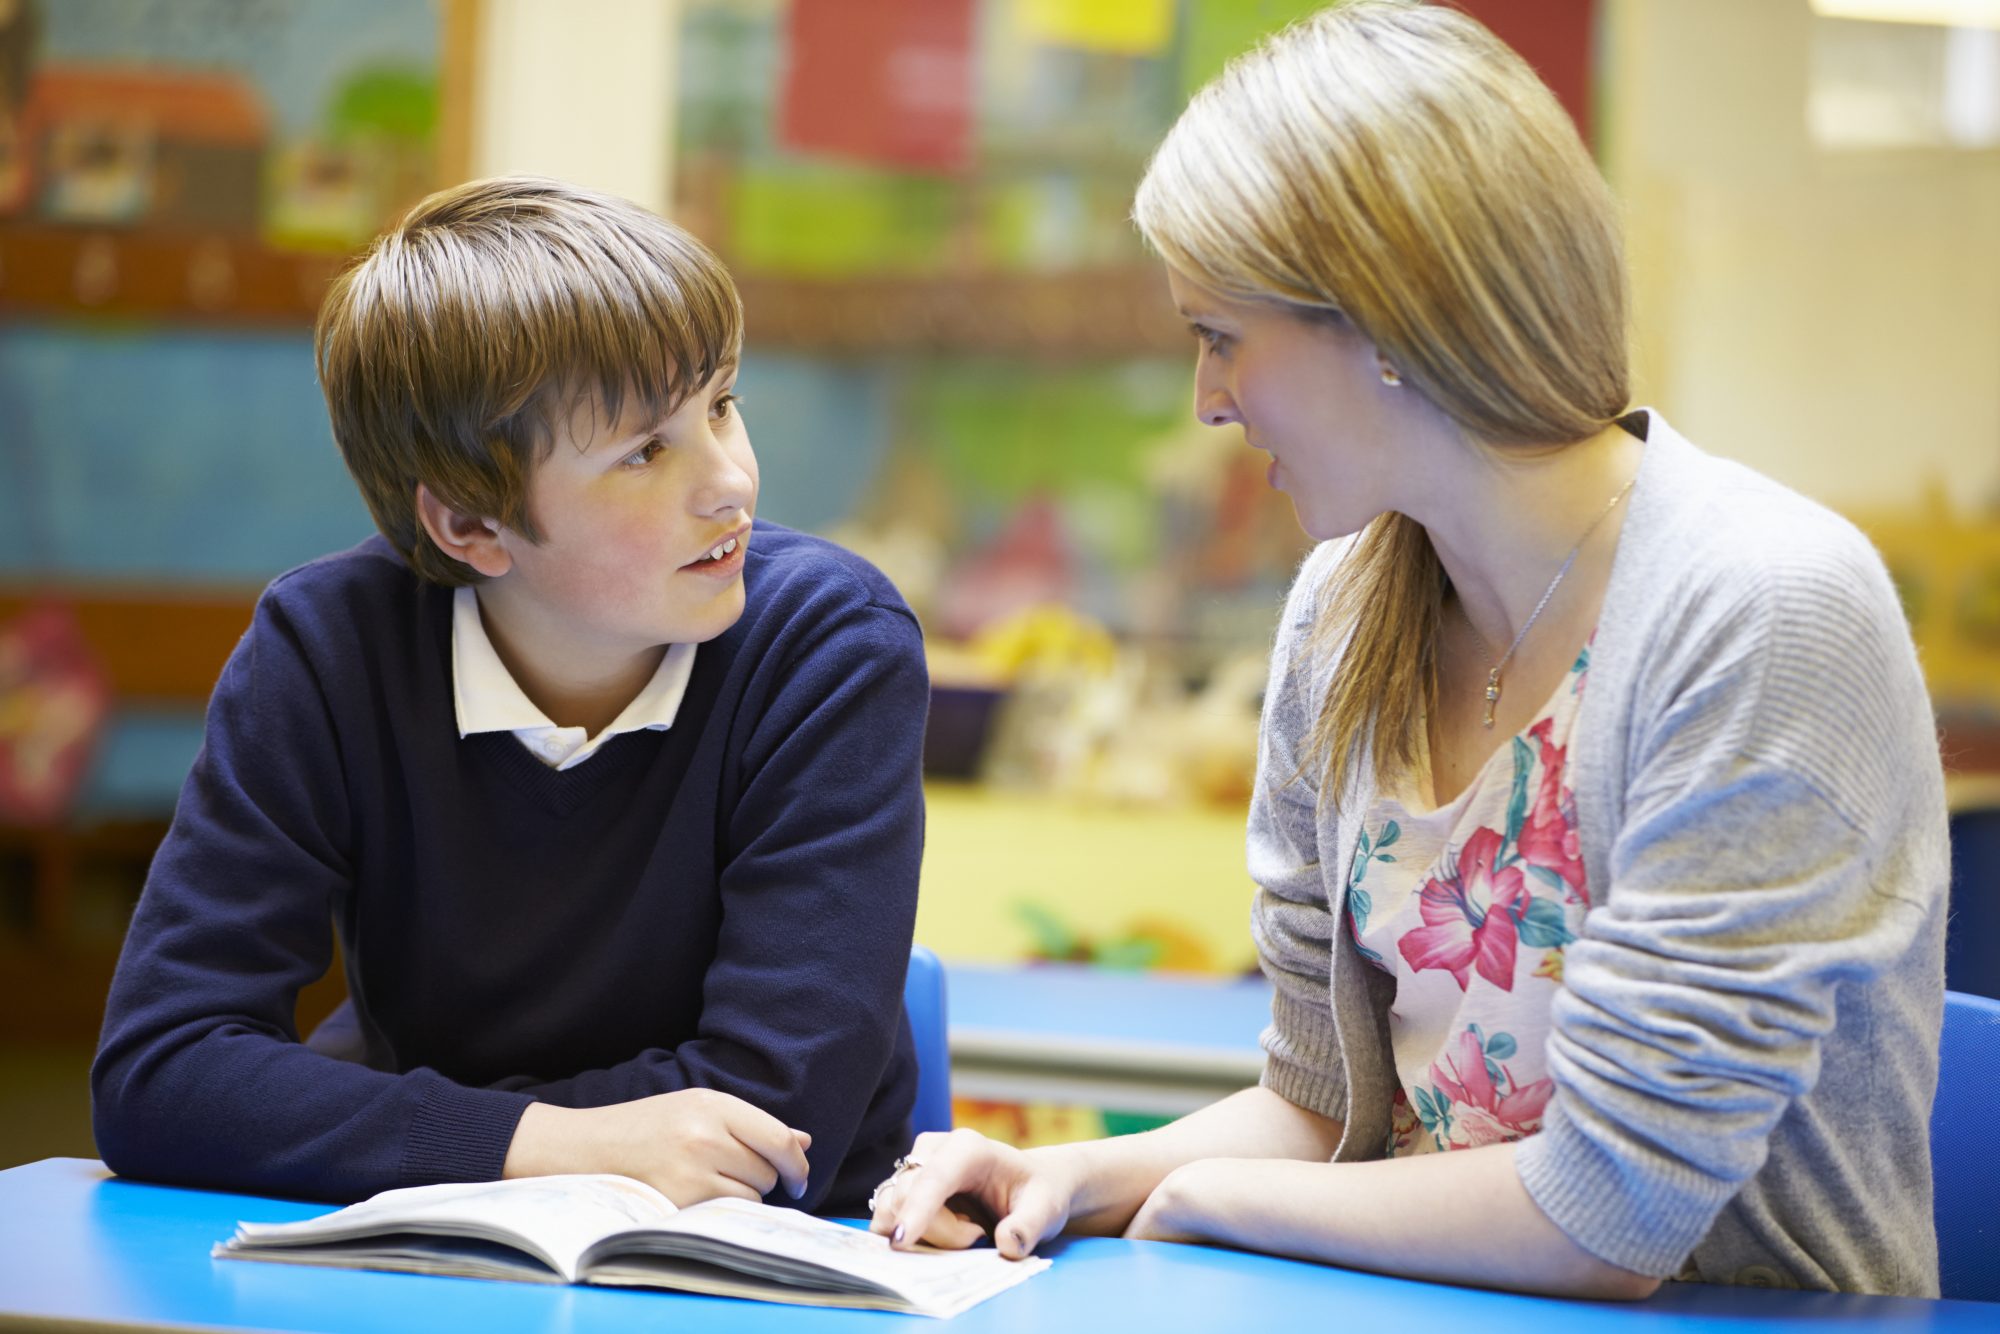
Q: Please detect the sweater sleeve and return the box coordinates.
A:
[1249,546,1347,1121]
[91,582,533,1202]
[492,595,929,1212]
[1514,541,1943,1278]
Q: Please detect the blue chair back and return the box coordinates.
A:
[904,944,952,1137]
[1947,808,2000,1000]
[1935,989,2000,1301]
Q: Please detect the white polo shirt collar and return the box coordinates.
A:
[450,586,695,771]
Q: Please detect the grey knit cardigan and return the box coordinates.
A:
[1248,410,1948,1296]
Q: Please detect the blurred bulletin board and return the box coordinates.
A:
[0,1,469,995]
[0,0,474,325]
[669,0,1599,985]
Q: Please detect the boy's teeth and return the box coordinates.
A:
[702,537,738,562]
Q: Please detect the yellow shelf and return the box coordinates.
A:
[916,782,1257,974]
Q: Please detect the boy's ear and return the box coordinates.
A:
[414,483,513,578]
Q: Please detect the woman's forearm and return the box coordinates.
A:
[1128,1141,1660,1300]
[1036,1086,1344,1237]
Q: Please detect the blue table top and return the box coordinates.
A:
[943,963,1269,1075]
[2,1159,1990,1332]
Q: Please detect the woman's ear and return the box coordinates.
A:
[414,483,513,578]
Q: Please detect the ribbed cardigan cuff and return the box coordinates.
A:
[399,1076,535,1187]
[1515,1102,1733,1278]
[1258,987,1348,1125]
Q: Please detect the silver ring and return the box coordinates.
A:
[868,1155,923,1213]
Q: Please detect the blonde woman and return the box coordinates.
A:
[871,0,1946,1300]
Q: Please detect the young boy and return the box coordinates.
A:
[90,177,929,1213]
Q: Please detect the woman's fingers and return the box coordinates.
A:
[993,1177,1068,1259]
[874,1129,1003,1249]
[919,1208,990,1250]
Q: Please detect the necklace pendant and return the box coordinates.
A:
[1482,669,1501,729]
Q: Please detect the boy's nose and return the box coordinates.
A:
[692,444,756,517]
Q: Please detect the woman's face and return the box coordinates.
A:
[1168,268,1409,542]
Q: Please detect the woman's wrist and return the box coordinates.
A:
[1030,1134,1174,1237]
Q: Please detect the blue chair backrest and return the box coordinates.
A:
[1947,808,2000,1001]
[904,944,952,1138]
[1935,989,2000,1301]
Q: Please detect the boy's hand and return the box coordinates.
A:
[503,1088,812,1206]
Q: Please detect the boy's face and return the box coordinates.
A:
[482,363,758,666]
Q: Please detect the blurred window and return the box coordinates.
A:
[1811,3,2000,149]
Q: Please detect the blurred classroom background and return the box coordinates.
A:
[4,0,2000,1165]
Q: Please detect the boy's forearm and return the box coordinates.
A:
[1043,1085,1344,1236]
[500,1101,578,1179]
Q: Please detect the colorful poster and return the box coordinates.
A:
[0,604,110,826]
[1015,0,1175,57]
[778,0,976,173]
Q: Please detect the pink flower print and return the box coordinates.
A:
[1388,1087,1421,1154]
[1396,826,1525,991]
[1430,1029,1554,1146]
[1516,716,1586,903]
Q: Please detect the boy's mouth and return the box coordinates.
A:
[681,525,749,574]
[687,536,739,565]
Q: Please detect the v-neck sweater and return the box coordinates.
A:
[1247,411,1948,1294]
[92,521,929,1213]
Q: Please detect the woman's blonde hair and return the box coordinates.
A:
[316,176,742,585]
[1132,0,1630,800]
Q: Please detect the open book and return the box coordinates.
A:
[213,1174,1048,1319]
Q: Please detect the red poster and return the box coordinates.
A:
[0,603,111,826]
[778,0,976,173]
[1454,0,1597,146]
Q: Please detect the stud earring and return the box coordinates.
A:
[1379,363,1403,388]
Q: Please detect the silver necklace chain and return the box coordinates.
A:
[1458,474,1637,729]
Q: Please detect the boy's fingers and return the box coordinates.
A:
[728,1109,812,1201]
[768,1132,812,1200]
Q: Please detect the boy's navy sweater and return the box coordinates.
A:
[92,522,928,1212]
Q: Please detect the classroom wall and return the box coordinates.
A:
[471,0,679,213]
[1605,0,2000,515]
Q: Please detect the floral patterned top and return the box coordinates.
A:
[1350,640,1593,1156]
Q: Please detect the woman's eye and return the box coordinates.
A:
[712,392,742,421]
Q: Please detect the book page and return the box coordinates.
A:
[223,1175,677,1282]
[587,1198,1051,1318]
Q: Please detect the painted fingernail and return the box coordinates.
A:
[892,1224,906,1245]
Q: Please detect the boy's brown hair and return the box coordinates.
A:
[315,175,742,585]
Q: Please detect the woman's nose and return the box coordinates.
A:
[1197,385,1239,428]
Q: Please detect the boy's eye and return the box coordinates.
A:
[1189,323,1228,355]
[622,439,664,468]
[712,392,742,421]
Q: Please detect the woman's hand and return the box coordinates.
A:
[1124,1159,1227,1245]
[867,1129,1081,1259]
[503,1089,812,1206]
